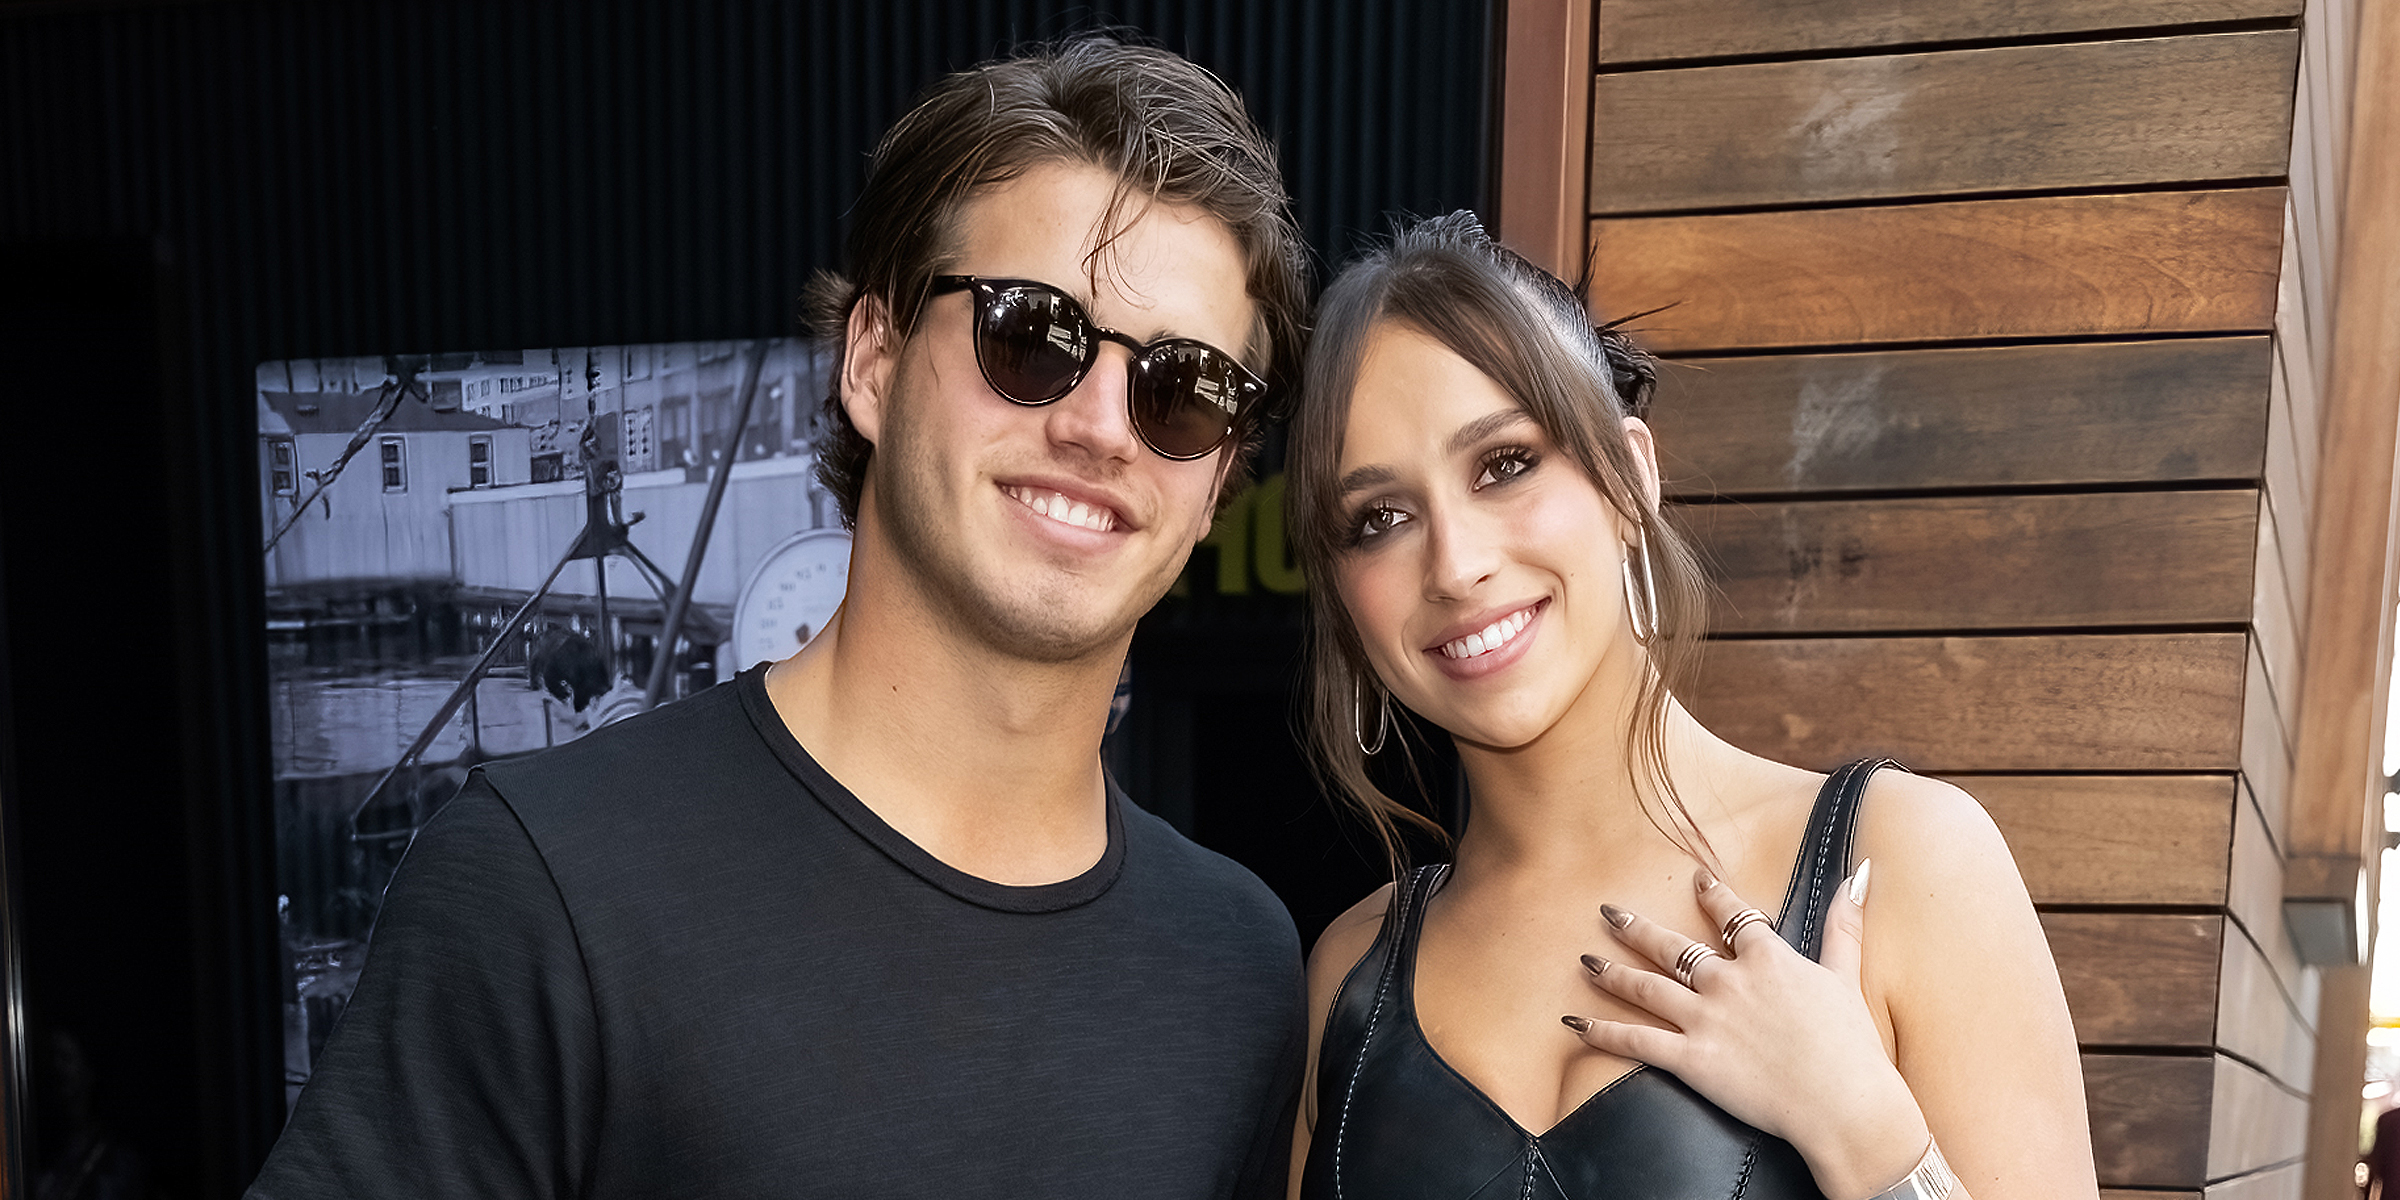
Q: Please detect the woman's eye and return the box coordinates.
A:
[1351,502,1408,544]
[1474,448,1537,490]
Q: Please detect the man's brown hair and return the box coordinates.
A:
[807,35,1310,526]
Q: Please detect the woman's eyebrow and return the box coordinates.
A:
[1337,411,1534,497]
[1336,464,1396,497]
[1446,409,1533,456]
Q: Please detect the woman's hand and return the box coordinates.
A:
[1562,864,1936,1200]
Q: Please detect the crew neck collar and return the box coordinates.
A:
[736,664,1127,913]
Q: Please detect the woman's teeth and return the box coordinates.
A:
[1440,607,1534,659]
[1005,486,1115,533]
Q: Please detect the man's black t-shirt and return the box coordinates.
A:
[247,667,1306,1199]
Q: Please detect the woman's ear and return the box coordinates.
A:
[1621,415,1664,514]
[840,293,898,447]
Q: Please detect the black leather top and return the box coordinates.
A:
[1299,759,1900,1200]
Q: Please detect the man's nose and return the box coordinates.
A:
[1042,348,1144,463]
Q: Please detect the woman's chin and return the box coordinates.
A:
[1436,708,1560,755]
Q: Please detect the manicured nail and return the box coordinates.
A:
[1561,1014,1593,1033]
[1848,858,1873,906]
[1600,903,1632,929]
[1694,866,1718,893]
[1581,954,1609,977]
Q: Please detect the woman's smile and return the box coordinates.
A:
[1424,598,1548,681]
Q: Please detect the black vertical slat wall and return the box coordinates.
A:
[0,1,1493,1194]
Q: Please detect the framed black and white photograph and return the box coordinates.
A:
[255,339,845,1098]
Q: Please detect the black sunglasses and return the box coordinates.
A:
[927,275,1268,461]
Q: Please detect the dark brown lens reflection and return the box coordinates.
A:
[977,286,1089,402]
[1133,344,1242,459]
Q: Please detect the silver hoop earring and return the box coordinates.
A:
[1353,676,1392,756]
[1622,533,1660,646]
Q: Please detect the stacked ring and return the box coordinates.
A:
[1671,942,1721,989]
[1719,907,1773,950]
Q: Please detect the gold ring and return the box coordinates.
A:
[1720,908,1773,951]
[1672,942,1721,989]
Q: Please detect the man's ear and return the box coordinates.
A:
[840,293,898,447]
[1620,415,1664,514]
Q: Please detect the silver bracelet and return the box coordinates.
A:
[1869,1138,1958,1200]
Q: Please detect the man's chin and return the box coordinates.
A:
[957,588,1144,666]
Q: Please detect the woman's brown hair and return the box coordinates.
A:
[1288,211,1711,875]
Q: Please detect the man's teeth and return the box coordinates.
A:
[1005,486,1116,533]
[1441,607,1534,659]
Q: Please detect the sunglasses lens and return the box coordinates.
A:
[976,286,1091,403]
[1133,343,1247,459]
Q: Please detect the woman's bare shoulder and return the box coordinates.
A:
[1853,769,2048,985]
[1855,770,2019,888]
[1306,882,1397,1004]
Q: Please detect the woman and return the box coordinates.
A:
[1283,213,2096,1200]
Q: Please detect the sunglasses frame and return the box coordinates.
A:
[926,274,1268,462]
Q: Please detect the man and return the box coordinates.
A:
[248,37,1310,1199]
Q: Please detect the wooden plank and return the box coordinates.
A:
[2226,774,2320,1095]
[1595,0,2302,65]
[1689,633,2247,772]
[2218,918,2315,1092]
[2203,1161,2302,1200]
[2288,64,2330,387]
[1687,491,2257,633]
[1593,33,2298,213]
[1591,188,2286,353]
[2208,1055,2309,1179]
[1651,338,2272,498]
[2229,775,2308,1007]
[1965,775,2233,907]
[2240,641,2293,842]
[2045,912,2220,1047]
[2273,243,2325,515]
[2303,963,2369,1199]
[2087,1052,2213,1188]
[2273,207,2324,552]
[2261,348,2310,630]
[2281,0,2400,883]
[1495,0,1592,281]
[2251,496,2301,724]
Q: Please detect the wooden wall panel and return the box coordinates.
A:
[2206,1161,2303,1200]
[2220,919,2316,1092]
[1560,0,2344,1188]
[1651,339,2272,498]
[2254,496,2304,713]
[2208,1055,2311,1179]
[2271,211,2325,562]
[2229,777,2315,1026]
[1495,0,1593,279]
[1969,775,2234,907]
[2085,1054,2310,1189]
[1686,491,2257,633]
[2273,264,2326,522]
[1596,0,2300,64]
[2047,912,2221,1047]
[2240,644,2294,842]
[2088,1053,2214,1188]
[1689,633,2247,772]
[1591,188,2285,353]
[1593,33,2296,213]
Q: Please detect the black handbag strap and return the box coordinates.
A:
[1773,758,1906,962]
